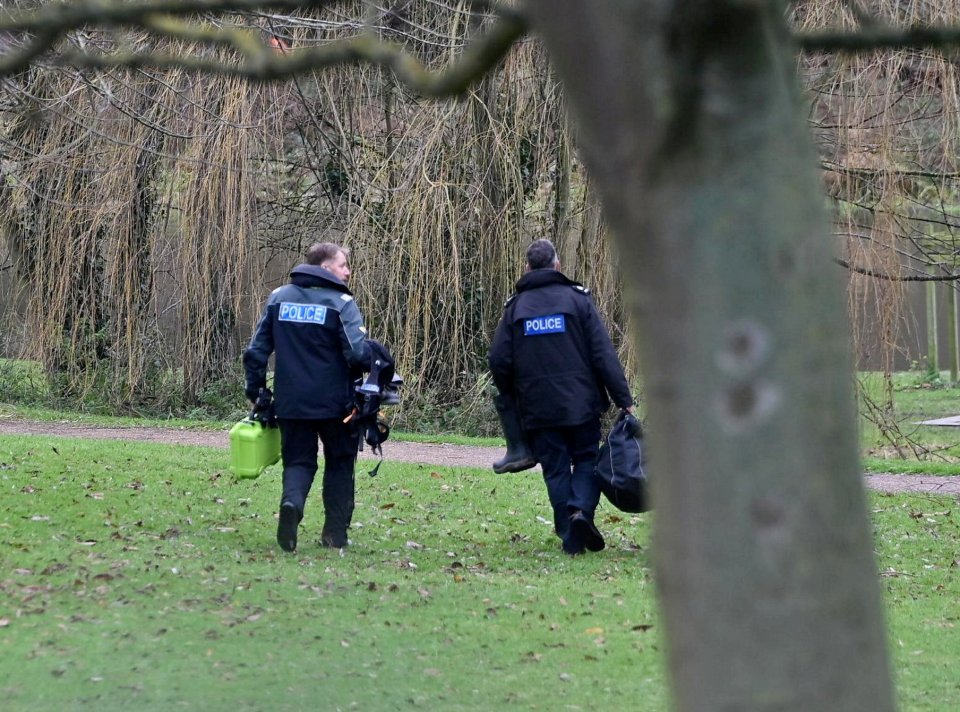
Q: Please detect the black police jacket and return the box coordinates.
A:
[488,269,633,429]
[243,264,371,419]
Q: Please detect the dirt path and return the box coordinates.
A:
[0,418,516,471]
[2,418,960,496]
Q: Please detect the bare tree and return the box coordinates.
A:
[525,2,895,709]
[7,0,947,709]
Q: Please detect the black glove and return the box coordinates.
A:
[253,387,273,411]
[250,388,276,426]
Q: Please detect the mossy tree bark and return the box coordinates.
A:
[525,1,895,710]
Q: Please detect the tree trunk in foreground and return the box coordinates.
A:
[525,2,895,710]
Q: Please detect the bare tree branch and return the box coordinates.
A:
[0,0,334,32]
[835,258,960,282]
[52,17,526,94]
[0,1,339,75]
[0,1,527,95]
[822,160,960,180]
[798,24,960,52]
[0,28,59,75]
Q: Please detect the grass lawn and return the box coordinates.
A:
[1,435,661,711]
[1,436,959,710]
[871,494,960,711]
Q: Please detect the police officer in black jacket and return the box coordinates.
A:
[243,242,371,552]
[489,239,634,555]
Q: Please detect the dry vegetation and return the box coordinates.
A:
[795,1,960,447]
[1,1,959,436]
[0,2,628,433]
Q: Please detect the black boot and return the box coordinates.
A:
[276,501,299,552]
[492,392,536,473]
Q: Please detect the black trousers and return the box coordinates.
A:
[278,418,360,536]
[527,419,602,538]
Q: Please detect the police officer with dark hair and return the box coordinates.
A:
[489,239,634,555]
[243,242,371,552]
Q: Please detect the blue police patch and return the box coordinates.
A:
[278,302,328,324]
[523,314,566,335]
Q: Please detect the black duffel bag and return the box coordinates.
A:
[595,410,650,513]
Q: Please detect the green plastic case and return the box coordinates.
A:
[229,418,281,479]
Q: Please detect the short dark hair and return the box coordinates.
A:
[305,242,349,266]
[526,239,558,270]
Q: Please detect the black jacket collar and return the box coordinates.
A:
[289,264,352,294]
[515,268,580,293]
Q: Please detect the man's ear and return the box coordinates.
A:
[555,260,561,272]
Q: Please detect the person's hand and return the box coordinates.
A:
[624,406,635,414]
